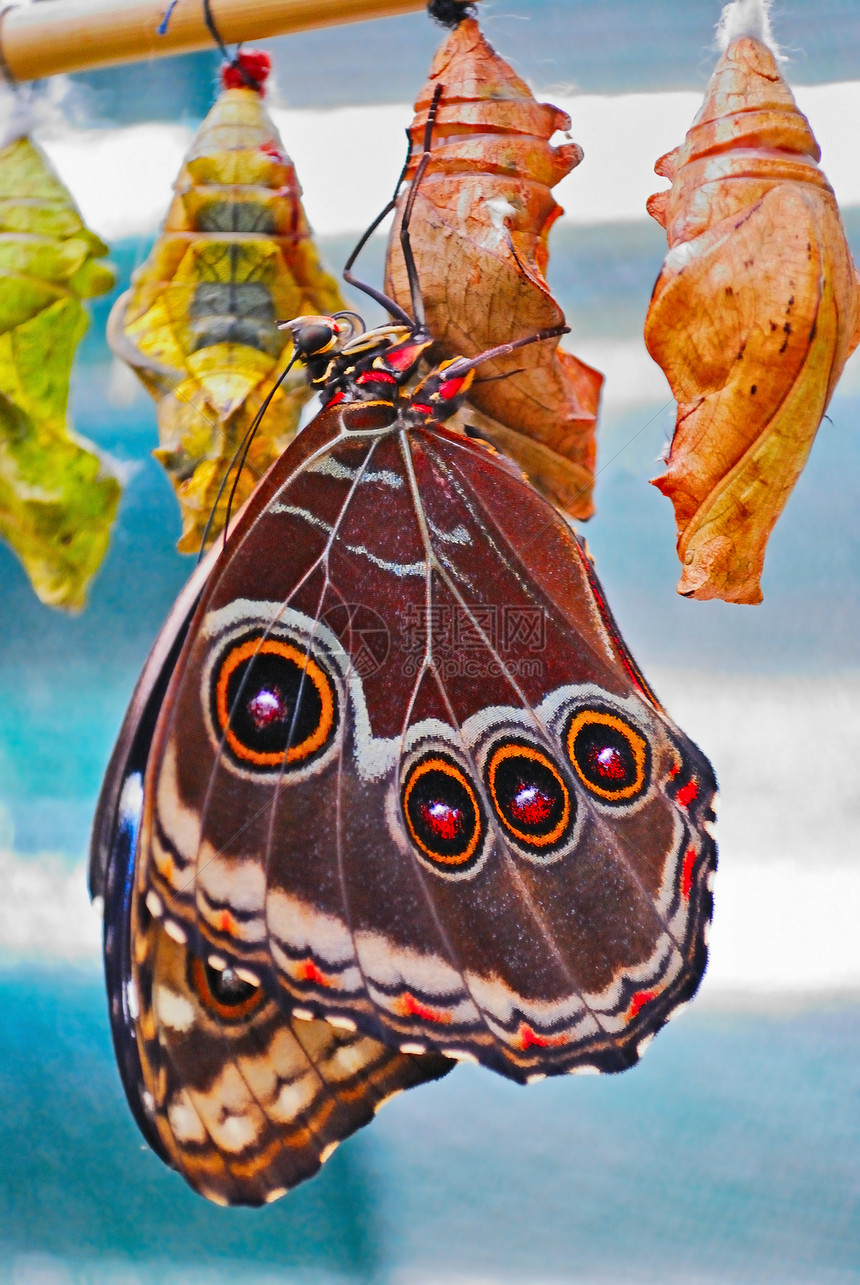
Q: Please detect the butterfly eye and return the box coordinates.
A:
[292,322,336,356]
[485,741,573,851]
[189,956,266,1022]
[402,753,483,871]
[565,710,650,803]
[213,636,337,770]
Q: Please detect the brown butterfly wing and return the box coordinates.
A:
[91,443,453,1205]
[142,407,716,1083]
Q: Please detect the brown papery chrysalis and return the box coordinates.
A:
[385,17,602,521]
[645,4,860,604]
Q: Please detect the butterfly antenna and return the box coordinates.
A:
[442,324,571,381]
[342,162,415,327]
[196,351,299,563]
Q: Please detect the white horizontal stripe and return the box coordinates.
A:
[36,81,860,241]
[1,847,856,996]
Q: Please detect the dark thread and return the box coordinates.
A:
[202,0,261,90]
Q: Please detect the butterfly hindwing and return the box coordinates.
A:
[141,406,717,1083]
[132,911,451,1206]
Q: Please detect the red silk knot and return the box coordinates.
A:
[676,779,699,810]
[628,989,657,1020]
[681,847,697,900]
[222,50,271,93]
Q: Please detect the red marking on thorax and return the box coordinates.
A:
[420,801,463,841]
[326,390,346,407]
[438,376,468,401]
[411,403,434,416]
[386,342,427,372]
[628,989,657,1020]
[402,993,451,1024]
[218,910,237,935]
[681,847,697,900]
[357,370,396,386]
[676,779,699,810]
[298,960,331,987]
[511,784,553,825]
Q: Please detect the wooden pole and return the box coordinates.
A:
[0,0,449,82]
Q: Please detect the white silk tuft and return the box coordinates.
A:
[715,0,783,58]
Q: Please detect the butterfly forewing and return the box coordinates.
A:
[92,480,453,1205]
[141,404,717,1083]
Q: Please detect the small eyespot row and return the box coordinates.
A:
[400,711,655,869]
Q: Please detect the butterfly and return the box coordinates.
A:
[90,82,717,1206]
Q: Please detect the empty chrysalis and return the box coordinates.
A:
[645,0,860,603]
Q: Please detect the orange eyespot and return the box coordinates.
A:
[486,741,572,851]
[566,709,649,803]
[189,956,266,1022]
[213,636,337,770]
[402,753,483,870]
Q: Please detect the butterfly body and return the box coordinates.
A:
[125,351,716,1086]
[93,113,716,1196]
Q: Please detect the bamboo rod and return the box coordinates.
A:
[0,0,452,83]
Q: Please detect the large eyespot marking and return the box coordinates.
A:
[402,753,483,870]
[566,709,649,803]
[214,636,337,770]
[486,741,572,850]
[189,956,266,1023]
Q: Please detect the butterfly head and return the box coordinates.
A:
[280,308,485,435]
